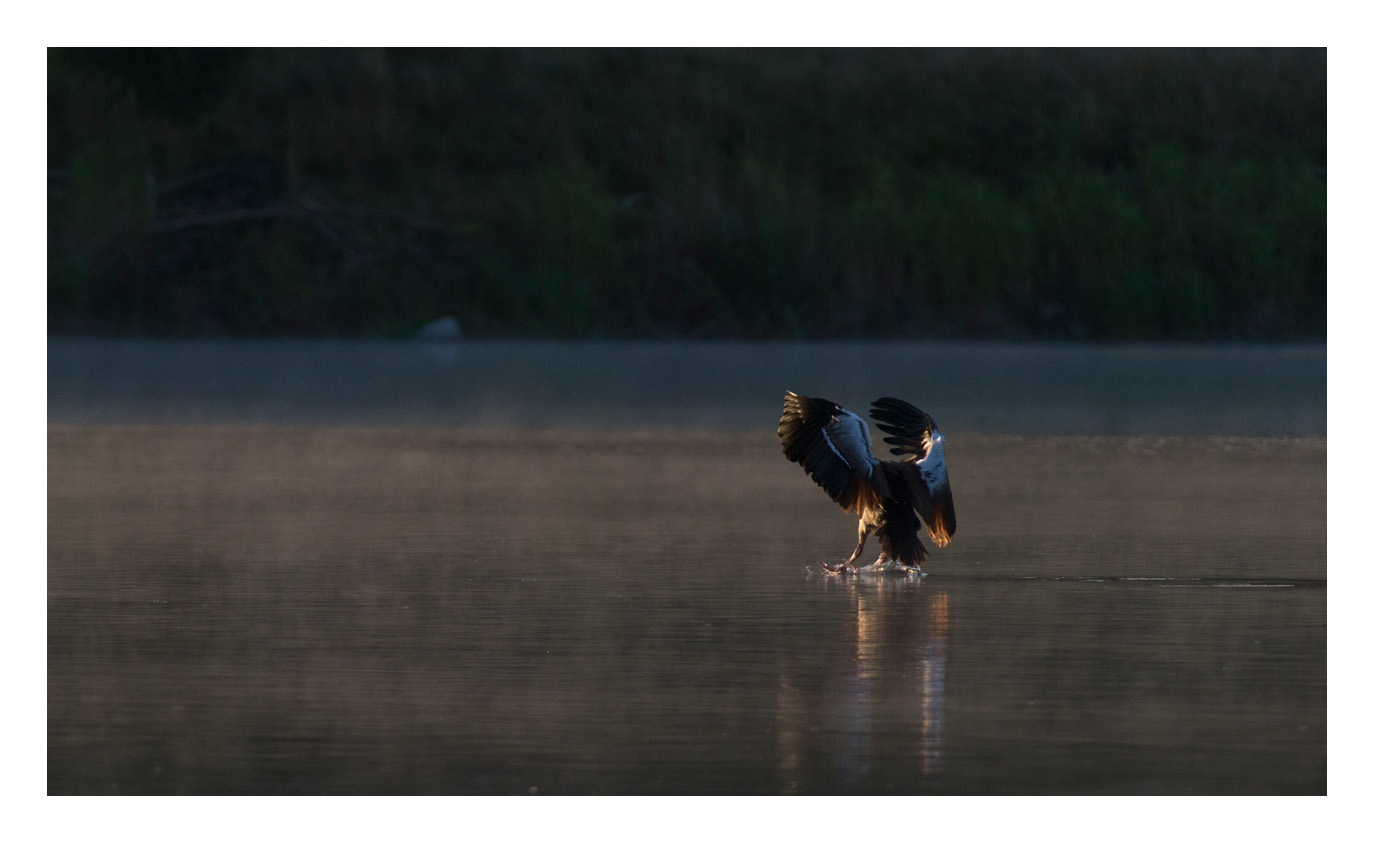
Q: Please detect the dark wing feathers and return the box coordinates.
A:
[778,392,861,508]
[925,482,956,547]
[871,397,956,547]
[869,397,934,461]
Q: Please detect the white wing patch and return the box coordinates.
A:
[917,429,949,492]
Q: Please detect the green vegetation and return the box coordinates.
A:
[48,48,1326,340]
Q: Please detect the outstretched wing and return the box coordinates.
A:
[778,392,884,514]
[870,397,956,546]
[869,396,935,461]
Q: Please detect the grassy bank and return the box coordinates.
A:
[47,48,1326,340]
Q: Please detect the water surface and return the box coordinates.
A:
[48,422,1325,794]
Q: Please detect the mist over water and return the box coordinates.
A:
[47,340,1325,794]
[48,338,1324,435]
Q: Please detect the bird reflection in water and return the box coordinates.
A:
[777,574,950,793]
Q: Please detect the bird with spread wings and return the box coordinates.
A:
[778,392,955,574]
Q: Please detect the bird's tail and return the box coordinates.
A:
[876,463,928,566]
[877,496,928,566]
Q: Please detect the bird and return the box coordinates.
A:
[777,392,955,574]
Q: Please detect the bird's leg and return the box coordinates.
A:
[819,538,866,572]
[829,521,872,573]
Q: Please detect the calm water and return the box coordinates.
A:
[47,341,1326,794]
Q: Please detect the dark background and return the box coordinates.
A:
[47,47,1326,341]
